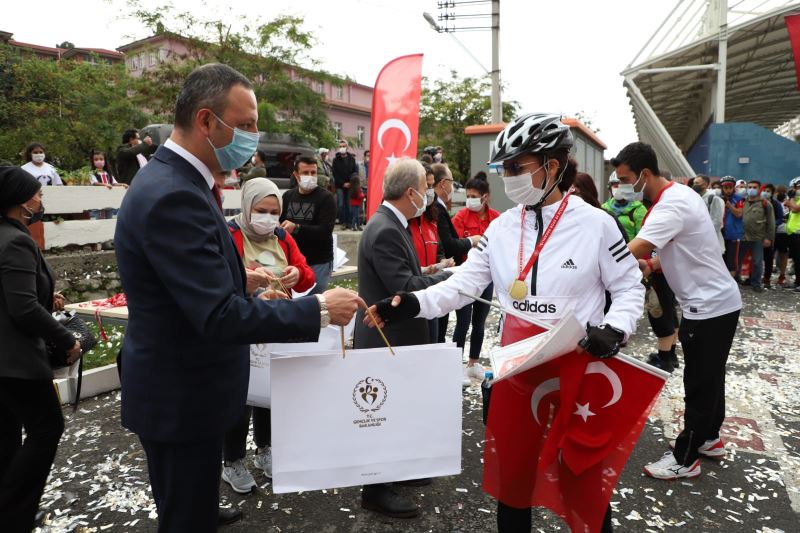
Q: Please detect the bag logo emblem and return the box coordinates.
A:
[352,376,388,413]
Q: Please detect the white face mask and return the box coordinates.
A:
[466,197,484,212]
[410,188,426,218]
[503,168,546,206]
[250,213,280,236]
[736,187,746,196]
[299,175,318,191]
[711,188,721,196]
[617,171,645,202]
[611,186,625,201]
[425,188,435,206]
[338,147,347,154]
[433,153,443,163]
[32,153,45,164]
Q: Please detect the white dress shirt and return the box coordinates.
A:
[164,138,214,190]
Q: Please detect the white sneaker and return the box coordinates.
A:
[669,437,726,459]
[253,447,272,479]
[644,452,701,480]
[222,459,257,493]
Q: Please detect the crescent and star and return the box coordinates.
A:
[377,118,412,166]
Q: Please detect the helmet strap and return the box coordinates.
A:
[530,156,568,209]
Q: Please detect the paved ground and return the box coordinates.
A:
[36,284,799,532]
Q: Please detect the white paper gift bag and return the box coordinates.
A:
[247,319,355,409]
[270,343,462,493]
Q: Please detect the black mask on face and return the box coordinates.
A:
[22,201,45,225]
[692,184,705,194]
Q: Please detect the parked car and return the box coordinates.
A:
[139,124,315,189]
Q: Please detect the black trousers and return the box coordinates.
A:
[453,284,494,359]
[672,309,740,465]
[223,406,271,463]
[724,239,741,275]
[497,501,613,532]
[140,435,223,533]
[763,243,775,281]
[0,377,64,533]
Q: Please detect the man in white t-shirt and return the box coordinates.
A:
[613,142,741,481]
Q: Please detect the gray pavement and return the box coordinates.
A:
[36,284,799,532]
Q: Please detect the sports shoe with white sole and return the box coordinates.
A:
[222,459,257,493]
[644,452,701,480]
[669,437,726,459]
[253,447,272,479]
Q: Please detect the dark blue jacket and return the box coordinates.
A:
[114,146,320,442]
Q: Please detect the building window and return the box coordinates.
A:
[333,122,342,139]
[130,55,140,70]
[356,126,365,148]
[148,52,157,66]
[159,49,168,62]
[315,80,325,94]
[334,85,344,100]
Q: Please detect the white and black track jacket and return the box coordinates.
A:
[414,196,645,338]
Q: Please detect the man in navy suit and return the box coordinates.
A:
[114,63,363,532]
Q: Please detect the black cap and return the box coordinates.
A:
[0,166,42,211]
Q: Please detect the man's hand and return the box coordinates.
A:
[362,292,420,328]
[763,239,772,247]
[343,182,351,189]
[53,292,66,312]
[637,259,652,278]
[280,220,297,233]
[578,324,625,359]
[258,289,289,301]
[105,184,114,190]
[66,340,82,365]
[245,268,269,294]
[469,235,482,247]
[322,287,365,326]
[143,135,153,146]
[280,266,300,289]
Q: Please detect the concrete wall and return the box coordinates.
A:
[687,122,800,185]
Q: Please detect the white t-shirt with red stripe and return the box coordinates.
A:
[637,182,741,320]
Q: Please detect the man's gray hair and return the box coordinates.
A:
[383,158,424,200]
[174,63,253,130]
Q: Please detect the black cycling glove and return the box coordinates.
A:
[578,324,625,359]
[374,291,421,324]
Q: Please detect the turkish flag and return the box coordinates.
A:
[484,316,666,533]
[366,54,423,218]
[787,15,800,91]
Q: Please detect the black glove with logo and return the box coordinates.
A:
[578,324,625,359]
[374,291,421,324]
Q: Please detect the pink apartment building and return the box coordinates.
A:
[117,33,373,157]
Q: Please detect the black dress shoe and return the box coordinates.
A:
[361,484,419,518]
[395,477,432,487]
[646,352,674,373]
[218,506,243,526]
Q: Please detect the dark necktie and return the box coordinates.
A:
[211,184,223,213]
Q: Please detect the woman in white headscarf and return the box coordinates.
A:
[222,178,315,493]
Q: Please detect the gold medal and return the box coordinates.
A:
[509,279,528,300]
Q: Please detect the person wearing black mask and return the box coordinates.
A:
[0,166,82,532]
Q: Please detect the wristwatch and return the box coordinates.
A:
[315,294,331,328]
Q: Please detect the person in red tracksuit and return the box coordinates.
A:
[222,178,315,493]
[409,163,452,342]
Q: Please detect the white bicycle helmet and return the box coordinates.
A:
[790,176,800,188]
[489,112,573,164]
[608,171,620,186]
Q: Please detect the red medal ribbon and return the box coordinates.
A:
[641,181,674,227]
[516,190,573,282]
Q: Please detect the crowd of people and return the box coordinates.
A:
[1,61,798,533]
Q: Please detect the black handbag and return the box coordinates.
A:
[47,311,98,411]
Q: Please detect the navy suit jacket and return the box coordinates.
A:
[114,146,320,442]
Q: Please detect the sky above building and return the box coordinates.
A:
[4,0,679,159]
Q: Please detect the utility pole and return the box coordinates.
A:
[714,0,728,123]
[490,0,501,123]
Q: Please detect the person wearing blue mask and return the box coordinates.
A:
[739,179,775,292]
[114,63,364,532]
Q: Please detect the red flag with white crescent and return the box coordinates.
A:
[787,15,800,91]
[484,316,667,533]
[366,54,424,218]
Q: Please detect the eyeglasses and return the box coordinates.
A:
[501,160,542,177]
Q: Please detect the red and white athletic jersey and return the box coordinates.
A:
[414,195,645,337]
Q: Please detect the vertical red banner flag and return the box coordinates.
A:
[366,54,424,218]
[787,15,800,91]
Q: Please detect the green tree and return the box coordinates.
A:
[124,2,338,149]
[0,44,149,171]
[419,71,518,182]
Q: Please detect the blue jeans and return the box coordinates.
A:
[309,261,333,295]
[336,188,351,226]
[738,240,764,287]
[350,204,362,229]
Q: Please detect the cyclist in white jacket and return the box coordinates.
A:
[364,113,644,533]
